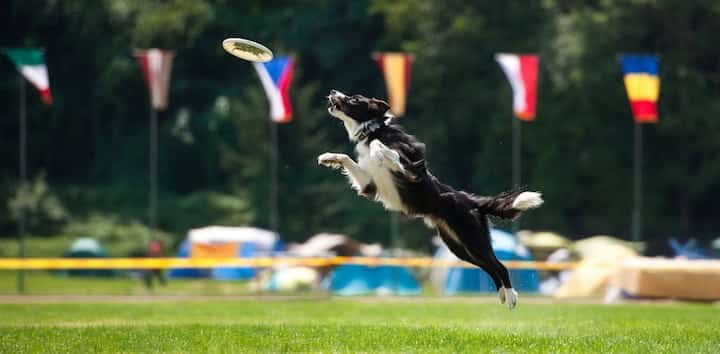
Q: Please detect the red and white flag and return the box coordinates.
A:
[134,49,175,111]
[495,53,539,121]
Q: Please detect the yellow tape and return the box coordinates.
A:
[0,257,579,271]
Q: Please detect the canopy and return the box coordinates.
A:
[188,226,279,252]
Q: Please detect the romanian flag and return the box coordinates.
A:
[134,49,175,111]
[620,54,660,123]
[373,52,414,117]
[495,53,539,121]
[3,48,52,105]
[254,56,294,123]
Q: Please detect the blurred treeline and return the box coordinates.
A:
[1,0,719,252]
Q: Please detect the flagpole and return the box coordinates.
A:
[17,75,26,294]
[269,119,279,232]
[632,123,643,243]
[512,116,521,232]
[149,107,158,242]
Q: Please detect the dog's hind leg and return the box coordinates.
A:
[487,257,518,309]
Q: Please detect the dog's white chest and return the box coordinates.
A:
[356,144,406,213]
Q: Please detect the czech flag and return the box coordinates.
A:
[620,54,660,123]
[254,56,294,123]
[373,52,414,117]
[495,53,539,121]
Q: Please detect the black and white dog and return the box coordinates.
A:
[318,90,543,309]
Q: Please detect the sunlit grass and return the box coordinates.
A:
[0,300,718,353]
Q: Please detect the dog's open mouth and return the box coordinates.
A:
[327,96,341,112]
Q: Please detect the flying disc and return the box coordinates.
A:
[222,38,273,62]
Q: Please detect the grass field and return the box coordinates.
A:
[1,298,718,353]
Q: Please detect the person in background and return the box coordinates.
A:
[144,239,166,290]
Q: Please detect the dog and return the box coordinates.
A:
[318,90,543,309]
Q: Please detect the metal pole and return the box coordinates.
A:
[18,76,26,294]
[632,123,643,243]
[512,117,521,232]
[390,212,399,292]
[269,119,279,232]
[149,107,158,241]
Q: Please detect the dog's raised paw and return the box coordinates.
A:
[512,192,544,211]
[369,140,404,172]
[317,153,347,169]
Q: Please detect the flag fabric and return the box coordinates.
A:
[254,56,295,123]
[134,49,175,111]
[373,52,414,117]
[3,48,52,105]
[620,54,660,123]
[495,53,539,121]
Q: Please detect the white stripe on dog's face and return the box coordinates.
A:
[328,90,361,140]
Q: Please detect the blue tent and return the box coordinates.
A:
[167,239,210,278]
[434,228,540,294]
[327,263,421,296]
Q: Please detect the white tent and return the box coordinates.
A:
[287,233,382,257]
[188,226,279,253]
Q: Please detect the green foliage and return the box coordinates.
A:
[61,215,173,255]
[1,0,720,251]
[7,173,67,234]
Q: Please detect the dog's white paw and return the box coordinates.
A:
[369,140,404,172]
[317,153,348,169]
[512,192,544,211]
[498,287,507,304]
[505,288,518,310]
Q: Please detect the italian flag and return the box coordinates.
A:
[3,48,52,105]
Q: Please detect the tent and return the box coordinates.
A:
[517,231,572,261]
[327,263,421,296]
[60,238,116,277]
[431,228,540,294]
[168,226,283,280]
[555,235,639,298]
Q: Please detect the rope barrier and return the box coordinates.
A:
[0,257,580,271]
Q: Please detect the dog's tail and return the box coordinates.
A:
[469,188,544,220]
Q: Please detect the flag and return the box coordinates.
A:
[495,53,539,121]
[3,48,52,105]
[620,54,660,123]
[373,52,414,117]
[254,56,294,123]
[134,49,175,111]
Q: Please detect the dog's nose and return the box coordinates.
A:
[329,89,338,96]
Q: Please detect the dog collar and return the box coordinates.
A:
[354,120,384,141]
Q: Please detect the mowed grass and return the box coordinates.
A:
[0,299,719,353]
[0,271,254,296]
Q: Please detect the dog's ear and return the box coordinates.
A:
[370,98,390,114]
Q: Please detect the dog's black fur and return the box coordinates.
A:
[319,90,542,307]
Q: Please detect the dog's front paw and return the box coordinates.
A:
[369,140,404,172]
[317,153,348,169]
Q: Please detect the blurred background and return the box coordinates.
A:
[1,0,719,297]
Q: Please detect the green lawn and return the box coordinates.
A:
[0,271,255,296]
[0,299,718,353]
